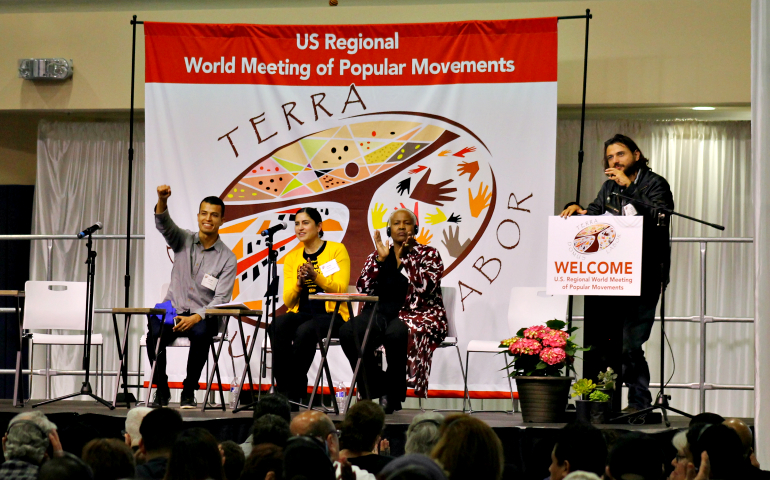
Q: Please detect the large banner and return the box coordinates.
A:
[144,18,557,398]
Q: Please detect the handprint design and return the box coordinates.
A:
[441,225,471,258]
[469,183,492,218]
[457,161,480,182]
[371,203,389,229]
[396,178,411,196]
[415,228,433,245]
[410,168,457,206]
[447,213,462,223]
[425,208,447,225]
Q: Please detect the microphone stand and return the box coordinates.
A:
[610,192,723,426]
[233,229,280,412]
[34,233,112,408]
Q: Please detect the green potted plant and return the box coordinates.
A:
[571,376,611,424]
[500,320,589,423]
[595,367,617,404]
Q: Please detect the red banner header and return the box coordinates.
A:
[145,18,557,86]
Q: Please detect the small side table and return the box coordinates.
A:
[205,308,264,412]
[109,308,166,409]
[1,290,25,407]
[307,294,379,413]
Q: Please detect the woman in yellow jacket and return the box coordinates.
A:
[268,207,350,404]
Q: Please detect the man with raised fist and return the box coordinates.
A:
[148,185,237,409]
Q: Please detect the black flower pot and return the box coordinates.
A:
[575,399,610,424]
[514,376,573,423]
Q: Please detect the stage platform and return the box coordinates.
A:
[0,400,750,480]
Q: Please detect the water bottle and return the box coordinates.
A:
[229,376,240,409]
[335,382,347,414]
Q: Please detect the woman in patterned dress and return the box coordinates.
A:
[340,209,447,413]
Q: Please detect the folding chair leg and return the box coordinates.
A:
[29,343,35,401]
[202,337,227,412]
[464,351,471,413]
[138,345,144,402]
[45,345,51,400]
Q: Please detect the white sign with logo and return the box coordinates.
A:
[546,216,643,296]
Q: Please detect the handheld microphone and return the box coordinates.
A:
[261,222,288,237]
[77,222,103,239]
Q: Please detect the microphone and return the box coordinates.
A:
[77,222,103,239]
[261,222,288,237]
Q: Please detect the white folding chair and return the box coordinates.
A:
[420,286,466,411]
[24,281,104,400]
[463,287,568,414]
[138,284,229,406]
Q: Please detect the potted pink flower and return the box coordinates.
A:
[500,320,588,422]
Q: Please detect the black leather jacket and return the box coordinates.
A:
[567,166,675,289]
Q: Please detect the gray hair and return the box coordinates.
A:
[388,208,418,227]
[5,411,57,465]
[405,412,444,455]
[672,430,688,455]
[125,406,153,447]
[564,472,602,480]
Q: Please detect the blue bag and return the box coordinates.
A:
[151,300,177,326]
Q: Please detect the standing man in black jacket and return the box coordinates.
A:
[560,134,674,413]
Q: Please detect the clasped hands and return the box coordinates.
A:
[296,261,318,287]
[374,230,415,264]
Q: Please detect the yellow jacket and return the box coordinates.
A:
[283,241,351,320]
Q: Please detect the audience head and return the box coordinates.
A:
[405,412,444,455]
[670,430,689,480]
[606,432,664,480]
[283,435,335,480]
[124,406,153,449]
[549,423,607,480]
[379,454,448,480]
[563,473,601,480]
[290,410,339,461]
[37,452,94,480]
[430,414,504,480]
[81,438,135,480]
[138,407,184,455]
[240,443,283,480]
[688,412,724,428]
[252,393,292,423]
[252,414,291,448]
[165,427,224,480]
[339,400,386,454]
[723,417,756,464]
[2,411,57,465]
[219,440,245,480]
[686,423,745,479]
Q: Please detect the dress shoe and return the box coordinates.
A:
[621,405,639,414]
[379,395,402,414]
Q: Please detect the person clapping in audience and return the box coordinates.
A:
[0,411,63,479]
[338,400,394,475]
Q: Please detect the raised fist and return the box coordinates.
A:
[157,185,172,199]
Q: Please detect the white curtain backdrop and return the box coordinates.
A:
[28,118,754,418]
[557,120,754,418]
[752,0,770,465]
[29,120,145,401]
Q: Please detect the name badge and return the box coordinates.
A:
[202,273,218,291]
[319,259,340,277]
[623,204,638,217]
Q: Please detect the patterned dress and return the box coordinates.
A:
[357,244,448,397]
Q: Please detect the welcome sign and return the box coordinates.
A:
[144,18,558,397]
[546,216,643,296]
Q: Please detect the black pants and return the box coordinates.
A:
[267,311,342,401]
[583,284,660,410]
[146,312,219,395]
[339,310,409,402]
